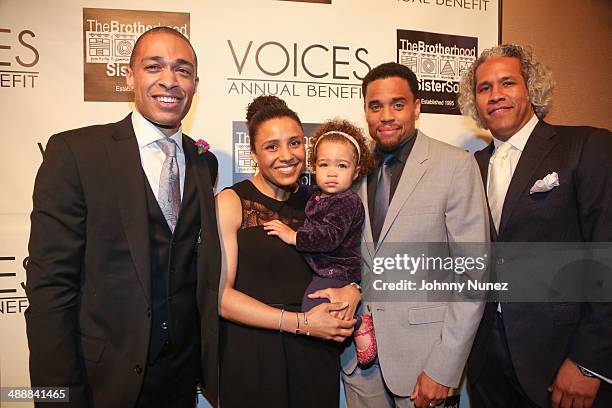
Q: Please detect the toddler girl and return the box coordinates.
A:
[264,119,378,366]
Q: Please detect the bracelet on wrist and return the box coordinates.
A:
[349,282,362,293]
[294,312,301,336]
[303,312,310,336]
[576,364,597,378]
[278,309,285,332]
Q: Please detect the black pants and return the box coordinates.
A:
[468,313,541,408]
[135,347,197,408]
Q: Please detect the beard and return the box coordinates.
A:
[375,139,403,152]
[373,130,413,153]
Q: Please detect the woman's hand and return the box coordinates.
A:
[305,302,357,342]
[307,284,361,320]
[263,220,297,245]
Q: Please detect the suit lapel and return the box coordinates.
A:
[183,135,212,221]
[376,131,429,251]
[499,121,557,235]
[106,114,151,301]
[475,142,493,186]
[183,136,218,288]
[173,140,197,233]
[475,142,498,241]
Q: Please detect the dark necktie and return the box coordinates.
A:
[371,154,395,243]
[156,137,181,232]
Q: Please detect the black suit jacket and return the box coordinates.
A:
[25,114,221,407]
[468,120,612,406]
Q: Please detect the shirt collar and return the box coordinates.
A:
[131,110,183,152]
[493,113,539,152]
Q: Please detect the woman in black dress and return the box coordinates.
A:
[217,96,360,407]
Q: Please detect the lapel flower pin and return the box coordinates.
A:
[195,139,210,155]
[529,172,559,194]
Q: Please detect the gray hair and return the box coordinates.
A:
[457,44,554,129]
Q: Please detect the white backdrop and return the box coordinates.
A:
[0,1,499,406]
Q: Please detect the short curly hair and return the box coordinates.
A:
[308,119,376,179]
[457,44,554,129]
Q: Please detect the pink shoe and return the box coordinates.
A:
[354,313,377,366]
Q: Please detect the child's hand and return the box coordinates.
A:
[263,220,297,245]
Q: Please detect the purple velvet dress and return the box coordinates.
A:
[296,188,364,311]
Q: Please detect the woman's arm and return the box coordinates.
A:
[216,189,356,341]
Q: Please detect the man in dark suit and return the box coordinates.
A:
[25,27,220,407]
[458,44,611,408]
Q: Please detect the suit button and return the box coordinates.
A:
[171,240,176,247]
[134,365,143,375]
[161,322,168,330]
[146,308,151,318]
[169,268,175,275]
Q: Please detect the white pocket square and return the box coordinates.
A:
[529,172,559,194]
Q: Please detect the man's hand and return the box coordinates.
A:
[263,220,297,245]
[411,371,448,408]
[306,302,356,342]
[549,358,601,408]
[308,284,361,320]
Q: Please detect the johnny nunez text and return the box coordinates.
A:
[371,279,508,292]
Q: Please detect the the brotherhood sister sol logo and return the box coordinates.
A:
[397,29,477,115]
[82,8,190,102]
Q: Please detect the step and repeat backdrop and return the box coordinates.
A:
[0,1,498,406]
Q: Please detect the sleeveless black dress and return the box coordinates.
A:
[219,180,340,408]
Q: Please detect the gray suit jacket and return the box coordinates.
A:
[341,131,489,396]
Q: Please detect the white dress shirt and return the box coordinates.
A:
[131,110,186,200]
[490,114,538,314]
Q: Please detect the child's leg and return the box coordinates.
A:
[301,276,353,312]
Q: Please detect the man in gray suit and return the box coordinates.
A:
[341,62,489,408]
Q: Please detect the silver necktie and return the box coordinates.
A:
[157,138,181,232]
